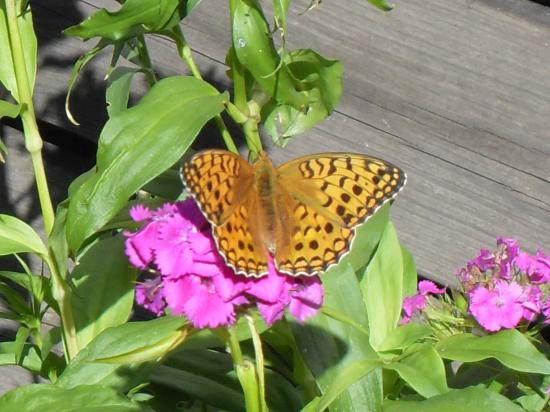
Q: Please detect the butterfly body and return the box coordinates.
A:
[182,150,406,278]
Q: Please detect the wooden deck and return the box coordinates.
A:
[1,0,549,394]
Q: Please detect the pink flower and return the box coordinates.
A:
[401,280,446,324]
[469,281,524,332]
[163,273,242,328]
[467,248,496,272]
[515,250,550,284]
[248,258,323,325]
[496,237,519,279]
[124,203,178,269]
[522,286,542,322]
[135,277,166,316]
[124,200,324,329]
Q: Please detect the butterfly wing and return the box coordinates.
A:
[213,191,270,277]
[273,192,354,275]
[274,153,406,275]
[181,150,269,277]
[181,150,254,225]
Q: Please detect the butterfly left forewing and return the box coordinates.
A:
[181,150,254,225]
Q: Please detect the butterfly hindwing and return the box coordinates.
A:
[274,196,354,276]
[213,191,270,277]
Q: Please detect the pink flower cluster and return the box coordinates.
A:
[458,237,550,332]
[402,237,550,332]
[124,200,323,329]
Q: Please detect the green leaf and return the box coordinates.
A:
[0,100,20,119]
[292,263,383,412]
[64,0,200,41]
[401,243,418,297]
[263,49,343,146]
[0,214,47,257]
[0,384,150,412]
[64,40,109,125]
[0,341,42,372]
[71,235,136,349]
[106,67,138,117]
[366,0,394,12]
[384,345,448,398]
[66,76,228,253]
[232,0,307,108]
[334,203,391,273]
[378,323,432,352]
[0,283,33,316]
[315,359,382,412]
[48,200,69,280]
[436,329,550,375]
[151,363,245,412]
[0,271,51,308]
[0,1,37,101]
[383,386,524,412]
[57,316,188,390]
[13,326,30,364]
[363,222,403,350]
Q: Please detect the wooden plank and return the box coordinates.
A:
[13,0,550,287]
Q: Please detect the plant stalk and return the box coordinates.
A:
[5,0,54,235]
[5,0,78,360]
[171,26,239,154]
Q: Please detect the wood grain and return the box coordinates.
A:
[1,0,549,395]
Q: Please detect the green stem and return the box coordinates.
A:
[135,35,157,86]
[246,315,268,412]
[226,326,261,412]
[47,254,78,361]
[243,101,263,156]
[171,27,238,154]
[5,0,54,235]
[6,0,78,360]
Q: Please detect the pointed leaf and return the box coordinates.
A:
[71,235,136,349]
[66,76,228,252]
[0,384,149,411]
[292,263,383,412]
[64,0,201,41]
[384,345,448,398]
[0,214,47,257]
[363,222,403,350]
[384,387,524,412]
[0,2,36,101]
[57,316,187,389]
[436,329,550,375]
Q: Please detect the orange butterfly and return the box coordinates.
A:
[181,150,406,277]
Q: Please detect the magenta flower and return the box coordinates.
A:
[124,203,178,269]
[495,237,519,278]
[135,277,166,316]
[247,258,323,325]
[522,286,542,322]
[163,273,242,328]
[469,281,524,332]
[515,250,550,284]
[467,248,496,272]
[124,199,324,329]
[401,280,446,324]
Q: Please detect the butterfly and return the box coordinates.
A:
[181,150,406,277]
